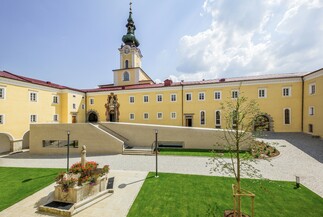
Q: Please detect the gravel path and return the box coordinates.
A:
[0,132,322,197]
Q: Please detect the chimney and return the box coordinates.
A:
[164,79,173,86]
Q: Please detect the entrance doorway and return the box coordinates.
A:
[109,113,116,122]
[88,112,98,123]
[72,115,77,123]
[184,114,193,127]
[254,115,270,131]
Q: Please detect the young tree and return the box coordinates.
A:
[210,89,264,217]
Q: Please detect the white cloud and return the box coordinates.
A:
[173,0,323,81]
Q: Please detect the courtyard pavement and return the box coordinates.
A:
[0,133,322,216]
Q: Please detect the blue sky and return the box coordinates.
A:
[1,0,322,89]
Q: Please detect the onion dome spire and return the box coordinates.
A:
[122,0,140,47]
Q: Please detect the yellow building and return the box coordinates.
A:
[0,4,322,153]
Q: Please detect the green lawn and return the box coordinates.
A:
[159,148,252,159]
[0,167,63,212]
[128,172,323,217]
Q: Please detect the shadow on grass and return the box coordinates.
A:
[118,175,155,189]
[22,173,61,183]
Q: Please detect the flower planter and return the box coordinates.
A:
[54,174,108,203]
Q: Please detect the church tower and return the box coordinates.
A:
[113,1,154,86]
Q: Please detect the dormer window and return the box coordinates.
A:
[125,60,129,69]
[123,71,130,81]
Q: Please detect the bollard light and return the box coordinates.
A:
[154,129,159,178]
[67,130,70,172]
[296,176,300,188]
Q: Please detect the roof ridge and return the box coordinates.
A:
[2,70,31,82]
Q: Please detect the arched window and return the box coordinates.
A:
[125,60,129,69]
[232,110,238,129]
[123,71,129,81]
[215,110,221,128]
[284,108,290,124]
[200,111,205,125]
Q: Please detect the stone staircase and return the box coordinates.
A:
[122,146,154,155]
[91,123,155,155]
[97,123,129,144]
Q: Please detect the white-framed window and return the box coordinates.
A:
[284,108,291,125]
[125,60,129,69]
[73,103,76,109]
[215,110,221,128]
[0,87,5,99]
[309,83,316,95]
[143,95,149,103]
[186,93,192,101]
[30,114,37,123]
[214,91,221,100]
[171,112,176,119]
[53,114,59,122]
[170,94,177,102]
[200,111,206,125]
[129,113,135,120]
[52,95,59,104]
[258,88,267,98]
[282,87,291,97]
[157,112,163,119]
[143,113,149,120]
[129,96,135,103]
[156,94,163,102]
[30,92,37,102]
[90,98,94,105]
[231,90,239,99]
[309,106,315,116]
[198,92,205,101]
[0,114,4,124]
[82,104,85,109]
[123,71,130,81]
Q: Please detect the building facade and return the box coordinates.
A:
[0,4,322,153]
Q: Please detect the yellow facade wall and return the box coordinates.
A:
[303,70,323,137]
[114,68,137,86]
[121,53,133,68]
[1,68,322,153]
[87,77,303,133]
[0,83,59,140]
[0,80,84,142]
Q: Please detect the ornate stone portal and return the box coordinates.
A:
[105,93,120,122]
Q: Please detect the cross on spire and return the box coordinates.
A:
[122,0,140,47]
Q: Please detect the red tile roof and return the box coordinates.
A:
[2,68,321,93]
[84,72,305,92]
[0,70,84,92]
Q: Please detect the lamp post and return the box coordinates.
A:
[67,130,70,172]
[154,129,158,178]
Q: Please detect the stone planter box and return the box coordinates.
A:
[54,174,108,203]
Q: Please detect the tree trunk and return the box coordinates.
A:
[236,115,241,217]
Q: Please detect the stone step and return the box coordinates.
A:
[123,147,153,155]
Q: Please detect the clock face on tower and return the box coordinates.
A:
[124,45,130,54]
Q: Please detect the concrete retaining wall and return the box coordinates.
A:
[101,122,251,150]
[30,124,124,155]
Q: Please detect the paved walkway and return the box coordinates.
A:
[0,133,322,216]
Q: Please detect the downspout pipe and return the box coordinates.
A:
[181,81,184,126]
[301,76,304,132]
